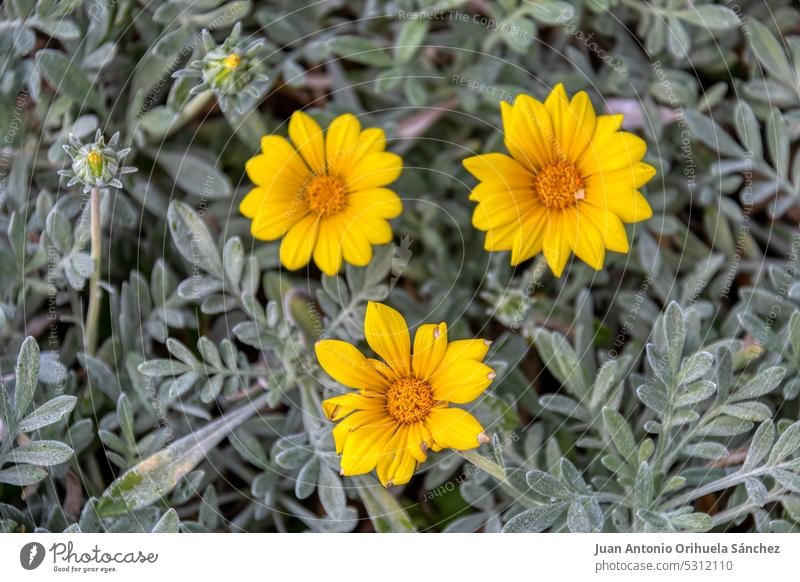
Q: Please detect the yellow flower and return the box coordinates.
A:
[240,111,403,275]
[463,84,656,276]
[317,302,494,487]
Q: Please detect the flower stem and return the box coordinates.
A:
[84,186,102,355]
[457,449,507,482]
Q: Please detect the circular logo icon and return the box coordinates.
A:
[20,542,46,570]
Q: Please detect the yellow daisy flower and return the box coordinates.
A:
[316,302,494,487]
[463,84,656,276]
[240,111,403,275]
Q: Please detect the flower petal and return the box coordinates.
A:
[565,206,605,271]
[245,188,308,240]
[313,217,343,275]
[563,90,597,161]
[463,153,534,187]
[315,340,388,391]
[365,302,411,376]
[322,392,387,421]
[425,407,485,451]
[542,211,571,277]
[431,359,494,404]
[288,111,326,173]
[510,95,556,171]
[510,206,547,265]
[340,419,397,476]
[347,152,402,191]
[340,217,373,266]
[347,188,403,219]
[279,214,319,270]
[412,322,448,380]
[332,409,388,454]
[248,135,309,186]
[325,113,362,176]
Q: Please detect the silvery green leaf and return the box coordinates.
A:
[637,509,669,529]
[168,372,200,399]
[200,375,225,403]
[637,383,668,415]
[7,440,73,466]
[771,469,800,492]
[674,380,716,407]
[746,18,794,81]
[677,352,714,385]
[683,442,729,461]
[734,101,762,159]
[525,0,574,24]
[95,393,269,517]
[167,201,224,280]
[538,394,589,421]
[663,302,687,373]
[721,401,772,422]
[0,465,48,486]
[734,366,786,401]
[502,502,568,533]
[671,512,713,532]
[151,509,181,533]
[45,208,72,254]
[295,457,319,500]
[678,5,740,30]
[566,501,591,533]
[327,36,392,67]
[156,149,233,199]
[190,0,252,28]
[745,477,769,506]
[117,394,135,448]
[603,407,637,465]
[166,338,199,368]
[590,358,622,411]
[684,110,744,158]
[17,395,76,432]
[525,470,569,500]
[222,237,244,288]
[742,420,775,471]
[766,107,789,177]
[697,416,754,437]
[197,337,222,369]
[317,464,346,518]
[35,49,104,112]
[768,421,800,465]
[634,462,654,508]
[138,359,191,377]
[533,329,589,399]
[14,336,39,420]
[394,18,429,64]
[560,459,591,494]
[665,409,700,427]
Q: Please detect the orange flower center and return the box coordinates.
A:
[305,175,347,216]
[533,160,585,209]
[386,377,434,424]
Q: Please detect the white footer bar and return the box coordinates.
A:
[1,533,796,579]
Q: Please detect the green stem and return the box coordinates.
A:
[456,449,533,505]
[457,449,507,482]
[163,90,214,139]
[84,186,102,355]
